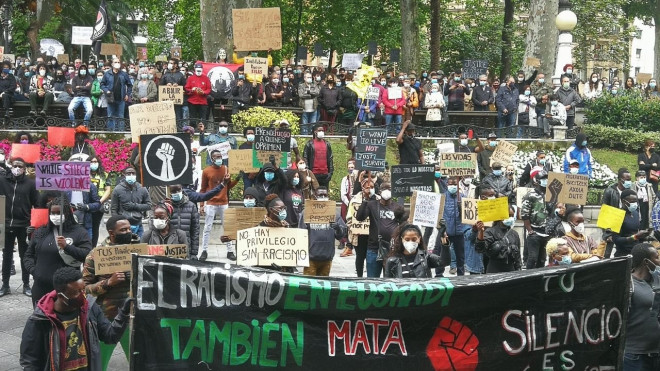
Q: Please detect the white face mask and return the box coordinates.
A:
[316,131,325,139]
[167,63,174,70]
[381,190,392,200]
[298,163,306,171]
[569,167,579,174]
[403,241,418,254]
[39,70,46,76]
[50,214,63,226]
[592,78,598,83]
[572,222,585,234]
[459,139,468,146]
[463,178,472,185]
[113,63,121,69]
[153,218,168,230]
[195,69,203,76]
[0,154,5,163]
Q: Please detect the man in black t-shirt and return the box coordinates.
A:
[396,120,424,164]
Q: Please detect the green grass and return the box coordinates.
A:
[590,149,638,175]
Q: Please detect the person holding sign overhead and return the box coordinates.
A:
[396,121,424,165]
[303,187,346,277]
[383,78,404,134]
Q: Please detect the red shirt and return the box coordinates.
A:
[312,139,328,174]
[184,74,211,105]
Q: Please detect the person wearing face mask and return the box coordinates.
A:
[345,177,375,262]
[562,209,599,259]
[91,71,107,117]
[556,75,581,129]
[544,92,567,128]
[521,170,552,269]
[318,74,340,123]
[401,77,419,122]
[337,73,358,125]
[110,166,151,238]
[519,150,553,187]
[603,168,632,211]
[198,121,238,166]
[476,133,499,178]
[100,58,133,131]
[471,74,494,112]
[131,66,157,104]
[454,133,482,154]
[431,176,467,276]
[167,185,200,260]
[303,123,334,188]
[264,70,285,107]
[396,121,424,165]
[340,160,358,225]
[20,267,131,371]
[638,139,660,193]
[28,63,54,116]
[259,194,291,231]
[238,127,259,189]
[530,73,554,137]
[444,69,470,111]
[141,202,188,248]
[281,169,305,227]
[82,215,138,368]
[495,75,519,128]
[158,59,185,117]
[482,161,513,197]
[88,157,112,246]
[612,190,654,258]
[65,126,95,163]
[15,64,32,102]
[231,67,254,114]
[184,63,211,119]
[384,224,442,278]
[475,205,521,273]
[424,82,445,127]
[633,169,656,230]
[383,77,405,134]
[302,187,346,277]
[0,61,16,119]
[561,64,580,90]
[68,65,94,124]
[583,72,603,100]
[645,78,660,99]
[517,85,537,130]
[563,133,593,178]
[298,73,320,133]
[24,197,92,306]
[296,159,319,200]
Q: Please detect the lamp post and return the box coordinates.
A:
[553,0,577,87]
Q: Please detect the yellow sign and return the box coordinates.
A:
[596,204,626,234]
[476,197,509,222]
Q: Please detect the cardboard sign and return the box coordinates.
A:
[636,73,653,84]
[490,140,518,167]
[462,59,488,80]
[30,208,49,228]
[597,204,626,233]
[56,54,70,65]
[100,43,122,56]
[348,199,370,235]
[139,133,193,187]
[93,244,149,275]
[243,57,268,77]
[158,86,184,105]
[47,126,75,147]
[354,128,387,171]
[205,141,232,160]
[391,165,435,197]
[461,198,492,227]
[545,173,589,206]
[476,197,509,222]
[71,26,94,45]
[228,149,260,174]
[304,200,336,224]
[387,87,402,100]
[409,191,444,228]
[341,53,364,70]
[129,101,177,143]
[252,149,287,169]
[1,54,15,64]
[170,46,182,59]
[516,187,533,208]
[35,161,91,191]
[439,153,477,177]
[525,57,541,67]
[236,227,308,267]
[254,126,291,152]
[223,208,264,240]
[232,7,282,51]
[137,47,148,61]
[10,143,40,164]
[147,244,187,259]
[155,55,168,62]
[365,87,380,101]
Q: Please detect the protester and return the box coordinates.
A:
[298,72,320,133]
[424,82,444,126]
[185,63,212,119]
[517,85,536,128]
[68,125,97,161]
[612,189,652,257]
[444,69,470,111]
[563,209,599,256]
[635,169,656,230]
[345,177,374,265]
[282,169,305,227]
[384,224,441,278]
[638,139,660,193]
[519,150,553,187]
[339,160,357,240]
[100,58,132,131]
[563,133,593,178]
[29,63,54,116]
[296,159,319,200]
[303,187,346,277]
[583,72,603,100]
[167,184,200,259]
[20,267,131,370]
[472,74,494,111]
[475,205,521,273]
[439,177,466,275]
[259,194,290,228]
[303,124,334,188]
[68,64,94,124]
[521,170,551,269]
[92,69,107,118]
[383,78,404,133]
[645,78,660,99]
[110,166,151,237]
[159,59,186,119]
[556,75,582,130]
[495,76,518,128]
[0,61,16,119]
[318,74,339,123]
[254,163,287,206]
[477,133,498,179]
[396,121,424,165]
[482,161,512,197]
[89,156,112,247]
[131,67,157,103]
[141,202,188,246]
[68,176,101,239]
[198,121,237,166]
[338,76,358,125]
[545,238,574,266]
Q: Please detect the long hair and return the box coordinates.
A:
[389,224,425,259]
[33,196,77,240]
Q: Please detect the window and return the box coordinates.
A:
[635,29,642,39]
[635,67,640,75]
[636,49,642,59]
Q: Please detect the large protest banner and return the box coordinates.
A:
[129,101,177,143]
[35,161,91,191]
[354,128,387,171]
[139,133,193,187]
[390,165,435,197]
[232,7,282,51]
[131,255,630,370]
[236,227,308,267]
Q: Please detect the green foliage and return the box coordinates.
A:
[231,107,301,135]
[590,149,638,177]
[582,124,660,152]
[585,93,660,132]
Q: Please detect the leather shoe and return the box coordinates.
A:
[23,285,31,297]
[340,247,353,257]
[0,285,10,297]
[227,252,237,261]
[199,251,208,261]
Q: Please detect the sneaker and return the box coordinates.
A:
[0,285,9,297]
[340,247,353,257]
[39,110,47,117]
[227,252,237,261]
[199,251,208,261]
[449,267,457,275]
[10,264,15,276]
[23,285,31,297]
[29,110,37,116]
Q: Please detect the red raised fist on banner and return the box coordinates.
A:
[426,316,479,371]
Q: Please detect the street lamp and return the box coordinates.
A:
[553,0,577,86]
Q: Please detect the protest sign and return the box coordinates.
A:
[368,41,378,56]
[252,149,288,169]
[129,101,177,142]
[461,198,492,227]
[71,26,93,45]
[304,200,336,224]
[490,140,518,166]
[296,46,308,61]
[35,161,91,191]
[170,46,182,59]
[56,54,69,65]
[597,204,626,233]
[387,87,402,100]
[341,53,364,70]
[131,254,630,370]
[439,153,477,177]
[155,55,167,62]
[158,86,184,105]
[139,133,193,187]
[137,47,148,61]
[1,54,15,64]
[462,59,489,80]
[94,244,149,275]
[545,173,589,206]
[254,126,291,152]
[31,209,49,228]
[476,197,509,222]
[348,200,370,235]
[516,187,533,209]
[354,128,387,171]
[525,57,541,67]
[436,142,455,154]
[244,57,268,77]
[391,165,435,197]
[390,48,400,63]
[205,141,232,160]
[228,149,260,174]
[100,43,122,56]
[314,43,324,56]
[10,143,40,164]
[147,244,187,259]
[366,87,380,101]
[223,208,264,240]
[636,73,652,84]
[409,191,444,228]
[236,227,309,267]
[47,126,75,147]
[232,7,282,51]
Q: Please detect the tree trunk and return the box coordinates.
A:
[654,13,660,80]
[522,0,558,77]
[622,19,631,79]
[199,0,262,62]
[400,0,419,72]
[499,0,515,81]
[429,0,441,71]
[27,0,56,57]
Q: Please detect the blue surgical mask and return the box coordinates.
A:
[539,179,548,187]
[90,163,99,172]
[538,78,545,84]
[524,90,530,96]
[623,180,632,189]
[581,140,587,146]
[628,202,639,212]
[278,209,288,221]
[246,134,255,142]
[503,217,515,227]
[283,77,289,83]
[431,79,438,84]
[493,169,503,176]
[214,159,223,167]
[244,199,256,208]
[264,171,275,182]
[125,175,136,184]
[171,192,183,202]
[239,74,245,79]
[539,159,546,165]
[490,141,497,147]
[422,73,428,78]
[219,127,228,134]
[435,171,441,179]
[639,178,647,186]
[292,178,300,186]
[447,185,458,194]
[559,255,572,265]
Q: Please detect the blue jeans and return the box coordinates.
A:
[68,97,93,122]
[497,110,516,129]
[301,111,318,134]
[623,353,660,371]
[366,249,382,278]
[385,114,402,134]
[130,223,144,238]
[107,101,126,131]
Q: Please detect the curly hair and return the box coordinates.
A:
[389,224,425,258]
[545,238,567,258]
[264,194,281,210]
[52,266,82,293]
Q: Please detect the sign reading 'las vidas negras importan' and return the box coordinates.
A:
[131,255,630,370]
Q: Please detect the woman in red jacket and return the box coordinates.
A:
[383,78,404,134]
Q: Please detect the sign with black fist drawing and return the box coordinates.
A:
[139,133,193,187]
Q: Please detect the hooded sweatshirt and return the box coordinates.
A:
[563,133,592,178]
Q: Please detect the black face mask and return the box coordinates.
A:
[114,232,133,245]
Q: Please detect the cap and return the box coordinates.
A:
[487,133,497,139]
[569,159,579,166]
[194,63,203,69]
[406,123,416,131]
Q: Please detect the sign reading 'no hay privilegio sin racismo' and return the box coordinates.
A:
[130,255,630,370]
